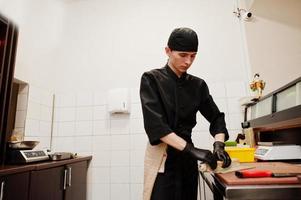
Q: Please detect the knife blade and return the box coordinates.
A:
[235,170,301,178]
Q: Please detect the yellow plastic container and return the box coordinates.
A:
[225,147,255,163]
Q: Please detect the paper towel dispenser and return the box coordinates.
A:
[108,88,131,114]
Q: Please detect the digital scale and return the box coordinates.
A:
[7,149,49,164]
[255,144,301,160]
[7,149,76,164]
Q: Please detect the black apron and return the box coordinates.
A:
[151,142,198,200]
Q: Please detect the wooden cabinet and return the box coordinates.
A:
[27,158,90,200]
[0,157,91,200]
[0,172,30,200]
[30,166,65,200]
[64,161,88,200]
[29,161,88,200]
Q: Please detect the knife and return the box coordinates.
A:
[235,170,301,178]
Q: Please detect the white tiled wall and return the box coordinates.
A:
[51,80,246,200]
[192,80,249,150]
[24,85,54,150]
[50,89,146,200]
[13,83,29,138]
[20,80,247,200]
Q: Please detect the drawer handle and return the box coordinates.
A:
[67,167,72,187]
[63,169,68,190]
[0,181,4,200]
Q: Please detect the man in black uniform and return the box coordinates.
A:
[140,27,231,200]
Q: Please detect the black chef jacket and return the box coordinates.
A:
[140,65,229,200]
[140,65,229,145]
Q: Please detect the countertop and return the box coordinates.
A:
[200,162,301,200]
[0,156,92,176]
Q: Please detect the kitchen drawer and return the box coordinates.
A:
[0,172,30,200]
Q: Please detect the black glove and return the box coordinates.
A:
[213,141,231,168]
[183,143,217,170]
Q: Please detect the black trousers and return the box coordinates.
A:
[151,146,199,200]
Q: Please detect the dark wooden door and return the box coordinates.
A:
[0,13,18,165]
[64,161,88,200]
[0,14,8,87]
[29,166,65,200]
[0,172,30,200]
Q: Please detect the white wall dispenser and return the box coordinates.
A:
[107,88,131,114]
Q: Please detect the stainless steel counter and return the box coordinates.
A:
[200,171,301,200]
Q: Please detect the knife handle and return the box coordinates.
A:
[235,170,273,178]
[272,173,300,177]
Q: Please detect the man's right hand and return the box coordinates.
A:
[183,143,217,170]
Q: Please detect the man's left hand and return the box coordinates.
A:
[213,141,231,168]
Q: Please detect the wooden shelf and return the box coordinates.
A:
[253,117,301,132]
[248,105,301,131]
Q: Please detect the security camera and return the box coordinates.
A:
[242,11,252,20]
[233,8,253,21]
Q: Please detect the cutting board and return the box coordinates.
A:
[215,162,301,185]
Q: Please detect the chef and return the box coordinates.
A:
[140,27,231,200]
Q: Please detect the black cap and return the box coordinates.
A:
[167,27,198,52]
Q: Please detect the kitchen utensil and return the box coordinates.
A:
[49,152,77,161]
[8,141,39,150]
[216,162,301,185]
[235,169,301,178]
